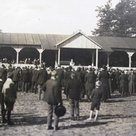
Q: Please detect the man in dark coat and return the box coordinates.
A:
[119,71,128,96]
[56,65,64,104]
[98,66,110,102]
[0,64,7,83]
[109,69,117,93]
[115,68,121,92]
[42,70,62,130]
[67,72,82,120]
[37,66,48,100]
[21,67,29,93]
[31,67,39,93]
[85,68,96,101]
[63,67,72,99]
[12,67,20,91]
[128,70,136,95]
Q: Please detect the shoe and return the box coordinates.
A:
[70,117,75,120]
[8,121,14,125]
[85,118,92,122]
[47,126,54,130]
[76,116,80,121]
[93,118,98,122]
[2,119,7,123]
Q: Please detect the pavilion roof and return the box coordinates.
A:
[0,32,136,51]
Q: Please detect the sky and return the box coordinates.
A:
[0,0,120,35]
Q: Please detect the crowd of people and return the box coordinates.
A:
[0,63,136,130]
[0,57,41,65]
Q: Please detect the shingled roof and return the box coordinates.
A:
[0,33,69,50]
[90,36,136,51]
[0,32,136,51]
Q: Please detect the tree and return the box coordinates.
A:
[92,0,114,36]
[92,0,136,37]
[113,0,136,37]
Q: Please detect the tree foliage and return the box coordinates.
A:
[92,0,136,37]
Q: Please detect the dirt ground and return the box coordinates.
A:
[0,91,136,136]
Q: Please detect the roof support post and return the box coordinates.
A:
[37,49,43,65]
[106,52,111,68]
[91,51,95,67]
[58,48,61,65]
[55,51,58,68]
[14,48,22,64]
[95,48,99,69]
[127,51,134,69]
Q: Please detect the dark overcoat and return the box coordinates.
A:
[128,72,136,94]
[31,69,39,82]
[37,68,48,85]
[67,77,82,100]
[22,68,29,82]
[119,73,128,95]
[98,69,110,101]
[56,68,64,86]
[42,79,61,105]
[0,67,7,82]
[12,69,20,82]
[85,71,96,95]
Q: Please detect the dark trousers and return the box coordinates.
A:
[47,103,59,128]
[31,81,37,93]
[69,99,79,117]
[0,93,5,122]
[1,97,14,123]
[37,85,43,100]
[22,81,29,92]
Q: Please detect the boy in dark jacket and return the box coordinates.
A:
[85,80,102,122]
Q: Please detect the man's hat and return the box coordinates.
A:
[55,105,66,117]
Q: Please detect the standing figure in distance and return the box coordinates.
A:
[67,72,82,120]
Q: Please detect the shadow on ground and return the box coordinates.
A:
[63,120,114,129]
[11,113,47,126]
[99,114,136,120]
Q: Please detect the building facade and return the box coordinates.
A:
[0,32,136,69]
